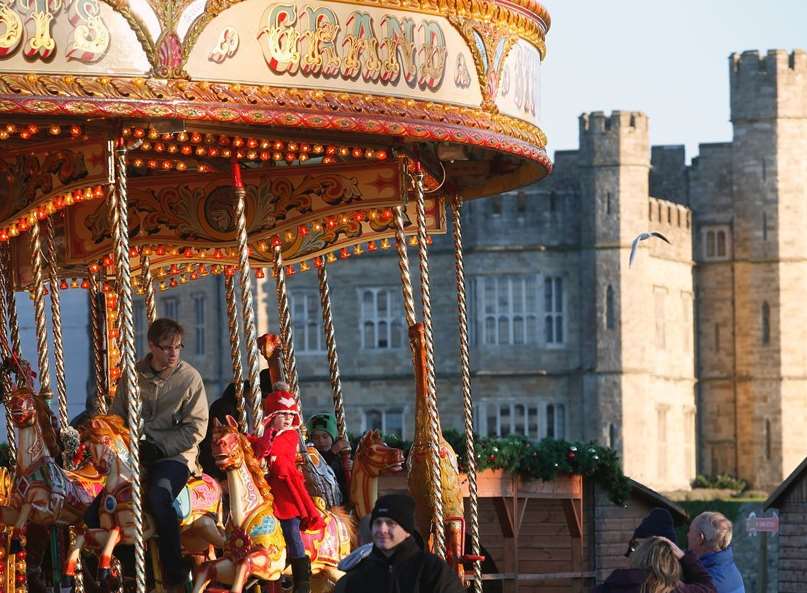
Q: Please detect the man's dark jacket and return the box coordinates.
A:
[595,550,716,593]
[334,534,464,593]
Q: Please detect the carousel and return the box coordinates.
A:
[0,1,551,592]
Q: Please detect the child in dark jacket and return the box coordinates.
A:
[306,413,349,501]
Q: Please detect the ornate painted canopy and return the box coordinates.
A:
[0,0,550,286]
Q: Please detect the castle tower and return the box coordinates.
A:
[579,112,696,490]
[702,49,807,489]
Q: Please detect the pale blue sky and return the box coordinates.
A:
[541,0,807,161]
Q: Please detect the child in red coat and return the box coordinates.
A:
[249,384,324,593]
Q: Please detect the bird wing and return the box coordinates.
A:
[650,231,672,245]
[629,235,641,267]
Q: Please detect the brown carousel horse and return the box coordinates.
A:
[0,387,104,547]
[64,415,225,581]
[192,417,355,593]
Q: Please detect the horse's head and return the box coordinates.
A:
[212,416,245,471]
[81,415,131,474]
[355,429,405,477]
[7,388,37,428]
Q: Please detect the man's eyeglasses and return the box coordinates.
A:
[154,343,184,353]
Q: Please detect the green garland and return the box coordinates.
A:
[350,430,631,505]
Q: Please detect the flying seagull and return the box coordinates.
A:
[629,231,671,267]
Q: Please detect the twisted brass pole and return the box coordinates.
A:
[29,220,53,401]
[111,139,146,593]
[45,217,68,430]
[140,253,157,324]
[89,270,108,414]
[451,196,481,592]
[0,247,16,466]
[230,161,263,435]
[316,261,346,439]
[272,245,299,402]
[413,165,445,558]
[224,273,248,433]
[393,207,417,329]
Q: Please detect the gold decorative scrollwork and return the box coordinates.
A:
[0,2,22,57]
[65,0,110,63]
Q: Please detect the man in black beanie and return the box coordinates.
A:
[334,494,464,593]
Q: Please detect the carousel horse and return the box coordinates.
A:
[406,323,466,578]
[0,387,105,546]
[191,417,355,593]
[350,430,405,520]
[64,415,225,580]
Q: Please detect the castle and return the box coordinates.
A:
[124,49,807,492]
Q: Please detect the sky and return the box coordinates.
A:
[541,0,807,161]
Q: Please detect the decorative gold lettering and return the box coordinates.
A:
[17,0,61,60]
[300,7,339,76]
[418,20,446,89]
[379,15,416,85]
[454,52,470,89]
[341,11,381,81]
[0,2,23,57]
[65,0,109,63]
[258,4,301,74]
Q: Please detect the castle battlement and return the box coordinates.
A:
[647,197,692,261]
[579,110,648,134]
[579,111,649,166]
[730,49,807,120]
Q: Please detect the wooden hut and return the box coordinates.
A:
[764,457,807,593]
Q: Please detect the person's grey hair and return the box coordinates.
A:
[692,511,732,551]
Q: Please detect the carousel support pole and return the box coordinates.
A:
[89,270,108,414]
[451,196,482,593]
[140,253,157,324]
[110,137,146,593]
[29,218,53,401]
[412,162,446,559]
[45,217,69,432]
[224,272,248,433]
[393,208,417,330]
[0,247,16,466]
[231,160,263,434]
[316,260,351,484]
[272,245,299,401]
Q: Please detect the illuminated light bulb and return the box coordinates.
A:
[49,124,61,136]
[89,262,100,273]
[224,266,235,277]
[154,142,165,153]
[285,152,295,162]
[219,135,230,146]
[273,141,284,151]
[181,145,192,156]
[198,164,209,173]
[339,247,350,259]
[5,124,15,133]
[171,246,180,256]
[338,147,350,157]
[351,148,363,158]
[236,150,245,159]
[299,261,310,272]
[19,131,30,140]
[376,150,388,160]
[142,246,153,256]
[260,139,271,149]
[221,148,232,158]
[195,146,206,156]
[270,235,282,248]
[299,153,309,162]
[313,257,324,269]
[427,236,433,245]
[183,247,194,257]
[167,144,178,154]
[0,131,8,140]
[147,159,158,169]
[170,278,178,288]
[179,275,188,284]
[247,150,258,160]
[353,211,365,222]
[156,244,166,256]
[27,124,38,134]
[312,144,324,154]
[94,185,104,197]
[161,160,173,170]
[159,281,167,291]
[59,279,68,290]
[81,278,89,289]
[298,225,308,236]
[288,142,298,152]
[133,158,144,168]
[233,137,244,148]
[327,252,337,263]
[323,156,336,165]
[121,128,132,137]
[285,265,295,276]
[272,152,283,161]
[409,236,418,246]
[214,248,224,259]
[247,138,259,149]
[0,230,7,241]
[365,149,375,159]
[300,144,310,154]
[190,272,198,280]
[191,132,202,144]
[70,279,79,289]
[367,241,377,252]
[260,151,271,161]
[312,222,322,232]
[199,264,208,275]
[147,128,159,140]
[211,264,222,275]
[205,134,215,144]
[177,132,188,143]
[354,245,364,255]
[169,263,179,275]
[208,147,219,157]
[176,161,188,171]
[255,268,265,278]
[339,215,348,224]
[141,141,152,151]
[129,246,139,257]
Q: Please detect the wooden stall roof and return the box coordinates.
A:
[628,478,689,524]
[764,457,807,510]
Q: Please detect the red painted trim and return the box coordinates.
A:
[231,159,244,189]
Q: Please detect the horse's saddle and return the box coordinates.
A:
[300,442,342,508]
[173,474,220,526]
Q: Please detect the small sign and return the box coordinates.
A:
[747,511,779,536]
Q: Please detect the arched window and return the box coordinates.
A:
[761,301,770,345]
[606,285,615,330]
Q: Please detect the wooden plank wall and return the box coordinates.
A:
[778,481,807,592]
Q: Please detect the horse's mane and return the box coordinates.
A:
[233,430,273,502]
[31,391,62,459]
[81,414,131,448]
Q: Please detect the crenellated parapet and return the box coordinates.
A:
[579,111,649,167]
[730,49,807,120]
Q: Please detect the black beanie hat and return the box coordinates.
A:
[371,494,417,535]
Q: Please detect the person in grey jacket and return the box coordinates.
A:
[101,318,208,592]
